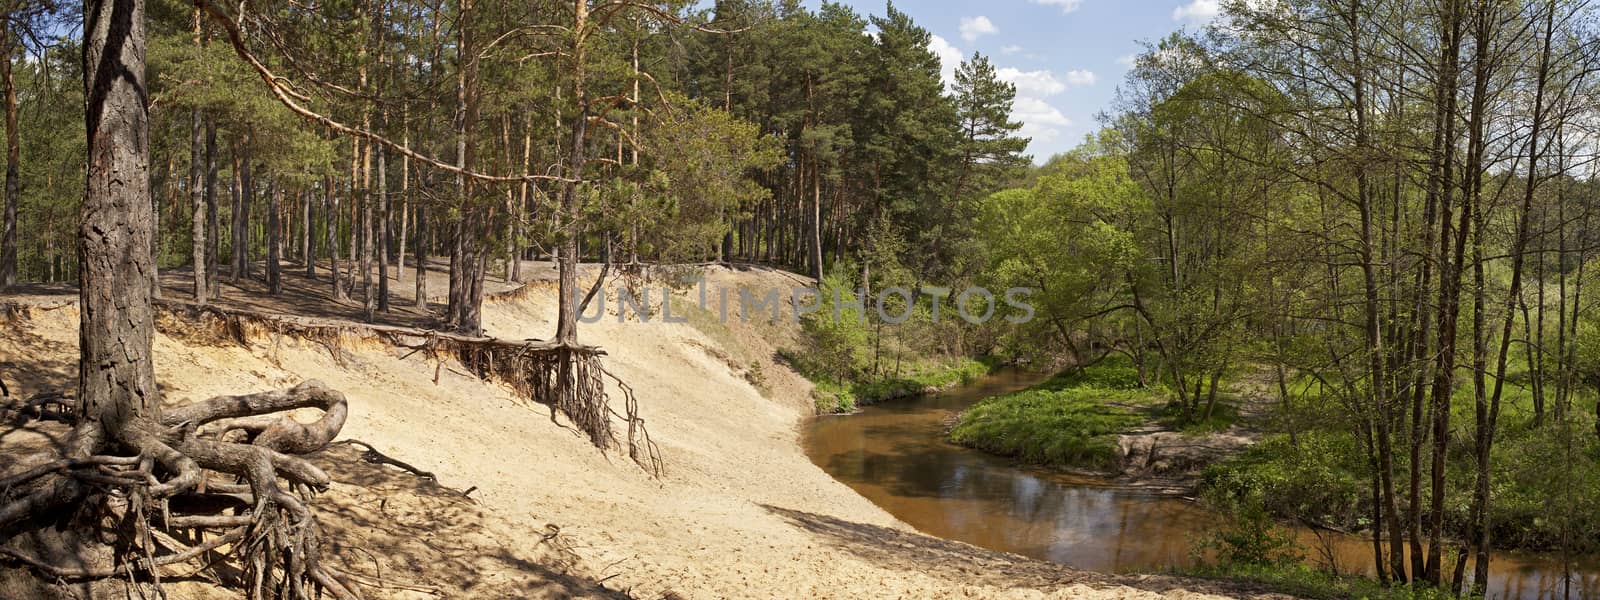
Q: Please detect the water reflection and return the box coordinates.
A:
[804,370,1600,600]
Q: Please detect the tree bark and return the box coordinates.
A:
[232,128,253,282]
[397,120,409,279]
[1,23,18,288]
[204,117,219,298]
[304,184,314,278]
[267,180,282,295]
[361,136,374,321]
[1424,0,1465,583]
[414,203,427,310]
[189,111,206,301]
[326,173,345,300]
[554,0,589,345]
[377,139,389,312]
[82,0,159,437]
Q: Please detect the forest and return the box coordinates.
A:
[970,0,1600,596]
[2,0,1600,598]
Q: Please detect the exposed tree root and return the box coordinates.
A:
[334,439,437,481]
[156,300,662,475]
[4,297,663,475]
[0,379,361,600]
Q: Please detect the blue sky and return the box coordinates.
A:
[804,0,1221,161]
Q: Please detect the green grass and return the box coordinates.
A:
[948,361,1156,470]
[1153,398,1241,434]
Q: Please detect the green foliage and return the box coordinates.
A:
[1194,493,1303,569]
[637,94,783,262]
[974,134,1144,363]
[1200,433,1370,531]
[1184,563,1464,600]
[783,263,1002,414]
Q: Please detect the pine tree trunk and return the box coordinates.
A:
[189,109,206,302]
[414,203,427,310]
[0,24,18,288]
[327,173,345,301]
[810,160,823,281]
[303,186,314,278]
[555,0,587,345]
[361,137,374,321]
[232,129,253,282]
[204,118,219,297]
[377,135,389,312]
[397,118,409,279]
[81,0,160,438]
[267,180,282,295]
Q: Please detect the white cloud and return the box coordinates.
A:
[1064,69,1098,87]
[928,34,964,88]
[1001,44,1024,55]
[1116,54,1137,67]
[996,68,1066,96]
[1030,0,1084,13]
[1012,97,1073,144]
[959,16,998,42]
[995,67,1097,96]
[1173,0,1220,22]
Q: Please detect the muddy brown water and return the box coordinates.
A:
[804,370,1600,600]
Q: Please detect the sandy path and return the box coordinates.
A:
[1,266,1279,599]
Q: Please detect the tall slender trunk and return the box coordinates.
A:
[1,24,19,288]
[414,203,427,310]
[189,106,206,302]
[303,185,314,278]
[267,180,281,294]
[397,116,409,279]
[204,118,219,297]
[811,158,823,282]
[326,173,345,301]
[447,0,482,335]
[1467,3,1553,591]
[361,136,374,321]
[232,128,253,282]
[555,0,589,345]
[377,141,389,312]
[1424,0,1465,583]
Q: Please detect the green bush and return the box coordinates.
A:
[787,270,1001,413]
[1194,487,1302,569]
[1200,432,1368,530]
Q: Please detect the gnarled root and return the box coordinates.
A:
[0,380,361,600]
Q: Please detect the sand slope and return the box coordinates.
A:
[1,265,1273,599]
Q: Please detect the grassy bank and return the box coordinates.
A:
[946,360,1163,470]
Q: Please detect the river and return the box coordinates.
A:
[804,370,1600,600]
